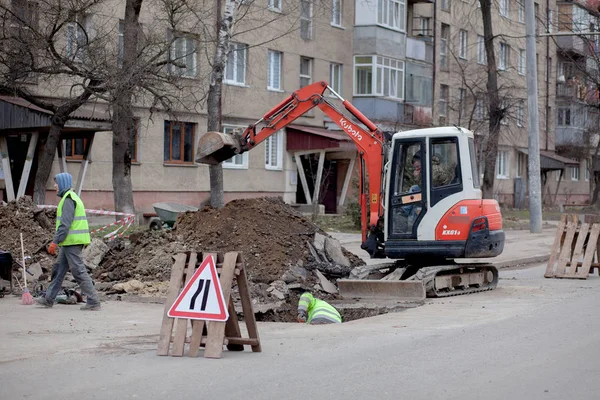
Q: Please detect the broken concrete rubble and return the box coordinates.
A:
[324,237,350,267]
[83,239,109,270]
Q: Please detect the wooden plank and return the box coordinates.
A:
[554,222,578,277]
[236,254,261,352]
[204,252,237,359]
[16,132,38,199]
[56,140,67,173]
[295,153,312,205]
[188,252,215,358]
[75,133,94,196]
[545,221,566,278]
[576,224,600,279]
[171,252,198,357]
[0,136,15,201]
[338,153,356,207]
[561,223,589,277]
[157,253,187,356]
[224,298,244,351]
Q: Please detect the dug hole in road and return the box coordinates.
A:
[1,263,599,400]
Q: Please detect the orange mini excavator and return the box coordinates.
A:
[195,81,504,298]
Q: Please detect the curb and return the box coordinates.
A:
[492,254,550,269]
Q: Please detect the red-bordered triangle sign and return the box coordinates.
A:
[167,255,229,321]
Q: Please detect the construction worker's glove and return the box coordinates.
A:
[47,242,58,256]
[297,310,307,323]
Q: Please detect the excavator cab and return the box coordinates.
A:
[383,127,505,262]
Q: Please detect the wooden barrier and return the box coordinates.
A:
[157,251,261,359]
[545,214,600,279]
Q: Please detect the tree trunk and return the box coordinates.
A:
[110,0,142,215]
[206,0,235,209]
[480,0,503,200]
[33,120,64,205]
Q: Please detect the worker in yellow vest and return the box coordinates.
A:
[36,172,100,311]
[297,292,342,324]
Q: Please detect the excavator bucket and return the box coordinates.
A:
[337,279,426,302]
[195,131,244,165]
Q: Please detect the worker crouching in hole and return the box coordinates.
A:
[297,292,342,324]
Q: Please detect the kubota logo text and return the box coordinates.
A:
[339,118,363,141]
[442,230,461,235]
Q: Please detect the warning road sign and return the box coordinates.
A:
[167,255,229,321]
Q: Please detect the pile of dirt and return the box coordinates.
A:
[0,197,56,273]
[95,197,366,319]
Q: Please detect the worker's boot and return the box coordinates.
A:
[35,297,53,308]
[80,302,101,311]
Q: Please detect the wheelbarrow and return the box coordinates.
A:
[149,202,199,230]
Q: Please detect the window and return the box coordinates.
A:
[267,50,282,90]
[330,63,342,95]
[224,42,247,85]
[573,5,588,33]
[518,0,525,23]
[498,43,508,70]
[377,0,406,31]
[496,151,509,178]
[517,100,525,126]
[300,57,313,88]
[265,131,283,170]
[67,13,91,62]
[499,0,509,17]
[439,85,449,117]
[164,121,195,163]
[475,98,486,120]
[441,0,449,11]
[571,166,580,181]
[516,152,526,178]
[558,107,571,126]
[169,34,196,77]
[518,49,526,75]
[130,120,139,162]
[268,0,282,11]
[547,9,553,33]
[65,138,87,160]
[118,20,124,64]
[500,100,508,125]
[331,0,342,26]
[468,138,480,188]
[586,159,590,181]
[431,138,461,188]
[222,126,248,168]
[353,55,404,99]
[440,24,449,69]
[458,88,467,120]
[459,30,468,59]
[300,0,313,39]
[477,35,486,65]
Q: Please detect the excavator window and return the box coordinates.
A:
[429,137,463,207]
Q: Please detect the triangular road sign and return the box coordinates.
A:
[167,255,229,321]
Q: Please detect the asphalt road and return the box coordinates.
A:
[2,264,599,400]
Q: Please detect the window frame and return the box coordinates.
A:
[499,0,509,18]
[65,138,87,160]
[496,150,509,179]
[517,100,525,127]
[571,166,580,181]
[518,0,525,23]
[459,30,468,60]
[300,56,313,88]
[222,125,249,169]
[268,0,282,11]
[331,0,342,27]
[267,50,282,91]
[439,84,449,117]
[353,55,405,99]
[300,0,313,40]
[518,49,526,75]
[163,120,196,164]
[377,0,406,32]
[329,62,343,96]
[66,13,91,62]
[498,42,508,71]
[477,35,487,65]
[224,42,248,86]
[440,24,449,69]
[265,130,283,170]
[558,107,571,126]
[169,33,197,78]
[130,119,139,163]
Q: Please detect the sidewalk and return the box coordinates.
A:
[330,227,557,268]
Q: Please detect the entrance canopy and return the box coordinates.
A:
[518,149,579,171]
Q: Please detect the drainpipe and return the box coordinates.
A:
[545,0,550,151]
[431,0,437,124]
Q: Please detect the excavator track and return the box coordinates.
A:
[408,264,499,298]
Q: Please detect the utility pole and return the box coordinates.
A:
[525,0,542,233]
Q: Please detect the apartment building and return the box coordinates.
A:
[550,0,600,205]
[0,0,358,214]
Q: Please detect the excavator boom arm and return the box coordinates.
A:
[196,81,387,241]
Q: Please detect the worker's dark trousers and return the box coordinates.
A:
[44,245,100,306]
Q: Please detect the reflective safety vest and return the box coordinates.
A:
[56,190,91,246]
[298,292,342,324]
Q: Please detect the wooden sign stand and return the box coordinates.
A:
[157,251,261,359]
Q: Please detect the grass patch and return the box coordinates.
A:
[89,223,146,239]
[313,213,361,234]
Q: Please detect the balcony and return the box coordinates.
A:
[406,36,433,63]
[557,82,599,104]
